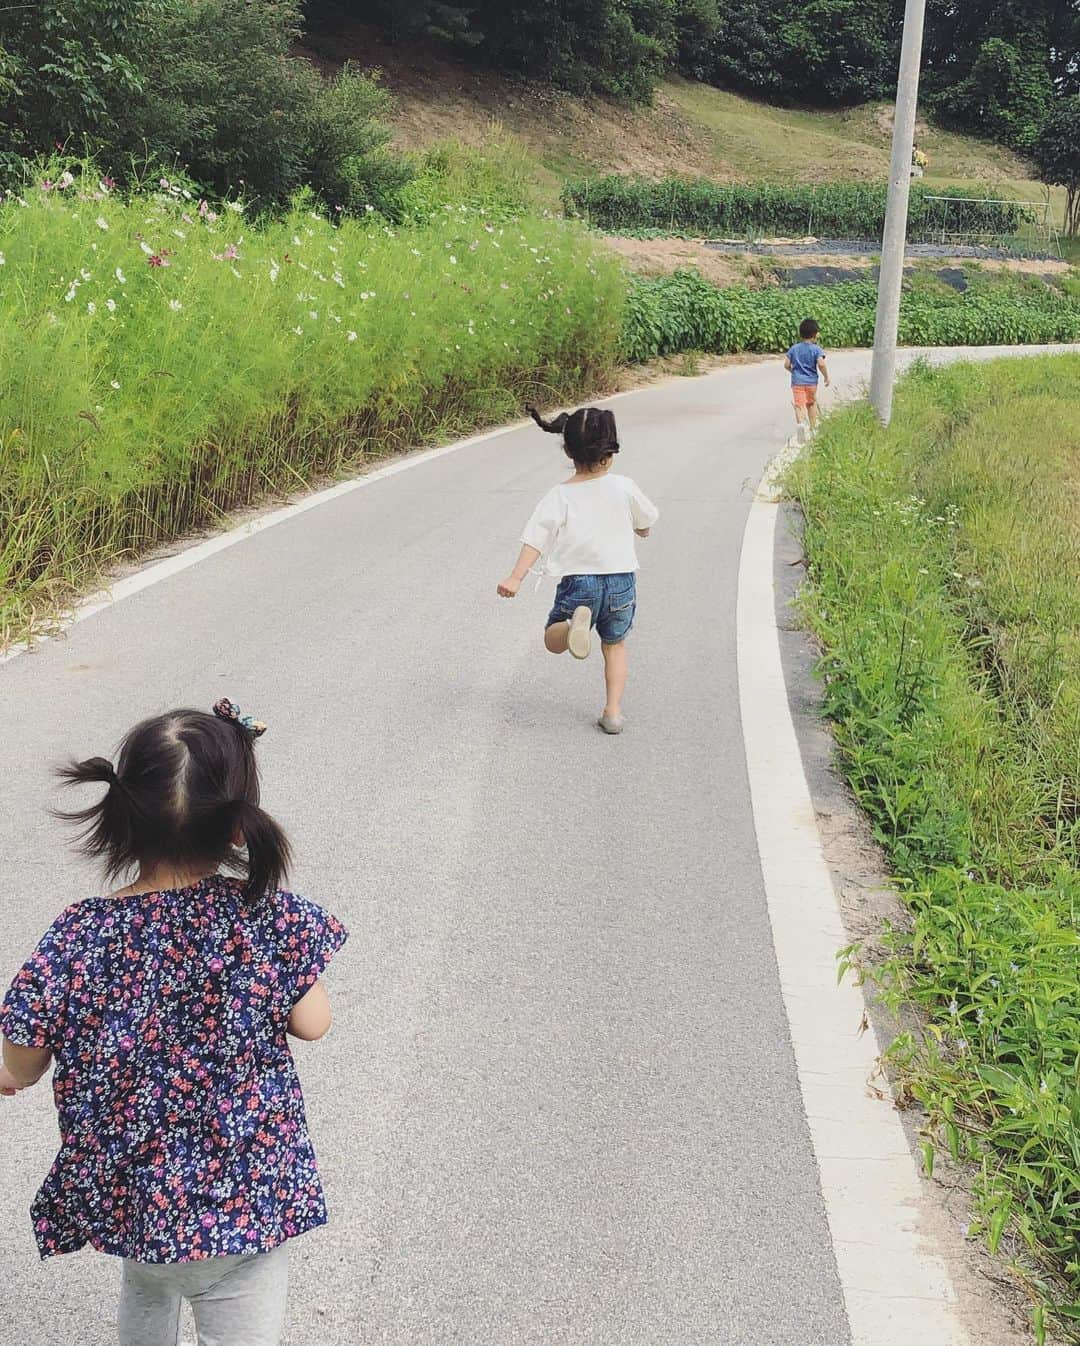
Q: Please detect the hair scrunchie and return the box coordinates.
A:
[213,697,268,739]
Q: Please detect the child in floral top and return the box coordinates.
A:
[0,699,347,1346]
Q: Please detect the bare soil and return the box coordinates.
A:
[301,33,725,192]
[600,236,1074,285]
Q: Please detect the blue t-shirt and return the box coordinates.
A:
[787,341,825,386]
[0,876,347,1263]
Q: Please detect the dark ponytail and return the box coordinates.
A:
[56,704,291,905]
[526,402,619,469]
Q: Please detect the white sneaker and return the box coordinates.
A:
[567,606,592,660]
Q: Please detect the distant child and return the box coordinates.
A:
[497,405,659,735]
[0,699,347,1346]
[785,317,831,441]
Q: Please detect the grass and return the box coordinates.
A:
[0,170,625,645]
[665,80,1034,185]
[792,355,1080,1337]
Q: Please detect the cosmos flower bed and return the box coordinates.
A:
[0,172,625,641]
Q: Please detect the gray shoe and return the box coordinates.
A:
[597,713,625,735]
[567,605,592,660]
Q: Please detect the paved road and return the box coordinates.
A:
[0,348,1068,1345]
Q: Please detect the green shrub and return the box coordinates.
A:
[0,173,625,640]
[398,135,536,224]
[620,270,1080,362]
[0,0,411,215]
[793,356,1080,1332]
[564,176,1032,242]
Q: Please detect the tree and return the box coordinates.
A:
[134,0,409,210]
[0,0,162,169]
[1032,95,1080,235]
[698,0,900,106]
[921,0,1069,149]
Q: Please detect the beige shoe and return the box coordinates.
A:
[567,605,592,660]
[597,713,625,735]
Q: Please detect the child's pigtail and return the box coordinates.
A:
[526,404,570,435]
[231,799,291,903]
[54,757,138,881]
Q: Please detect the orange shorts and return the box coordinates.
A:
[792,384,818,408]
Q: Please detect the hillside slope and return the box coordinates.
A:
[302,32,1043,211]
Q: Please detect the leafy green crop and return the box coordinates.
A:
[564,176,1032,241]
[621,271,1080,362]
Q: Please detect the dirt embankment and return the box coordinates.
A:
[601,236,1075,287]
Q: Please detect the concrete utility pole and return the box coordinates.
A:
[869,0,928,426]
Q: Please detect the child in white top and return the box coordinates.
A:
[497,404,659,734]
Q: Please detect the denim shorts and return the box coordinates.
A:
[546,572,637,645]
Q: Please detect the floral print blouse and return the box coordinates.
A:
[0,876,347,1263]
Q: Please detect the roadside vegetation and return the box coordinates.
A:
[792,354,1080,1339]
[0,171,624,643]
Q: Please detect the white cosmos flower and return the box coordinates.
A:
[227,201,244,213]
[58,171,75,189]
[111,380,121,390]
[115,267,127,283]
[169,298,183,312]
[139,241,154,256]
[87,302,96,314]
[106,299,117,312]
[293,326,303,336]
[0,252,5,265]
[173,229,186,240]
[347,331,357,342]
[64,288,77,302]
[96,216,109,231]
[80,269,92,281]
[309,311,319,320]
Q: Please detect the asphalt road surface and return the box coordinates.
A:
[0,347,1069,1345]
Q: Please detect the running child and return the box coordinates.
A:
[785,317,830,441]
[497,404,659,735]
[0,699,347,1346]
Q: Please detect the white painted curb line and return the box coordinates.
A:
[736,439,969,1346]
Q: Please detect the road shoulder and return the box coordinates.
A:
[771,492,1036,1345]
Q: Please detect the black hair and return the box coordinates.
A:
[799,317,820,339]
[527,403,619,470]
[56,708,290,902]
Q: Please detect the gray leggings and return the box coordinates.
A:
[118,1244,289,1346]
